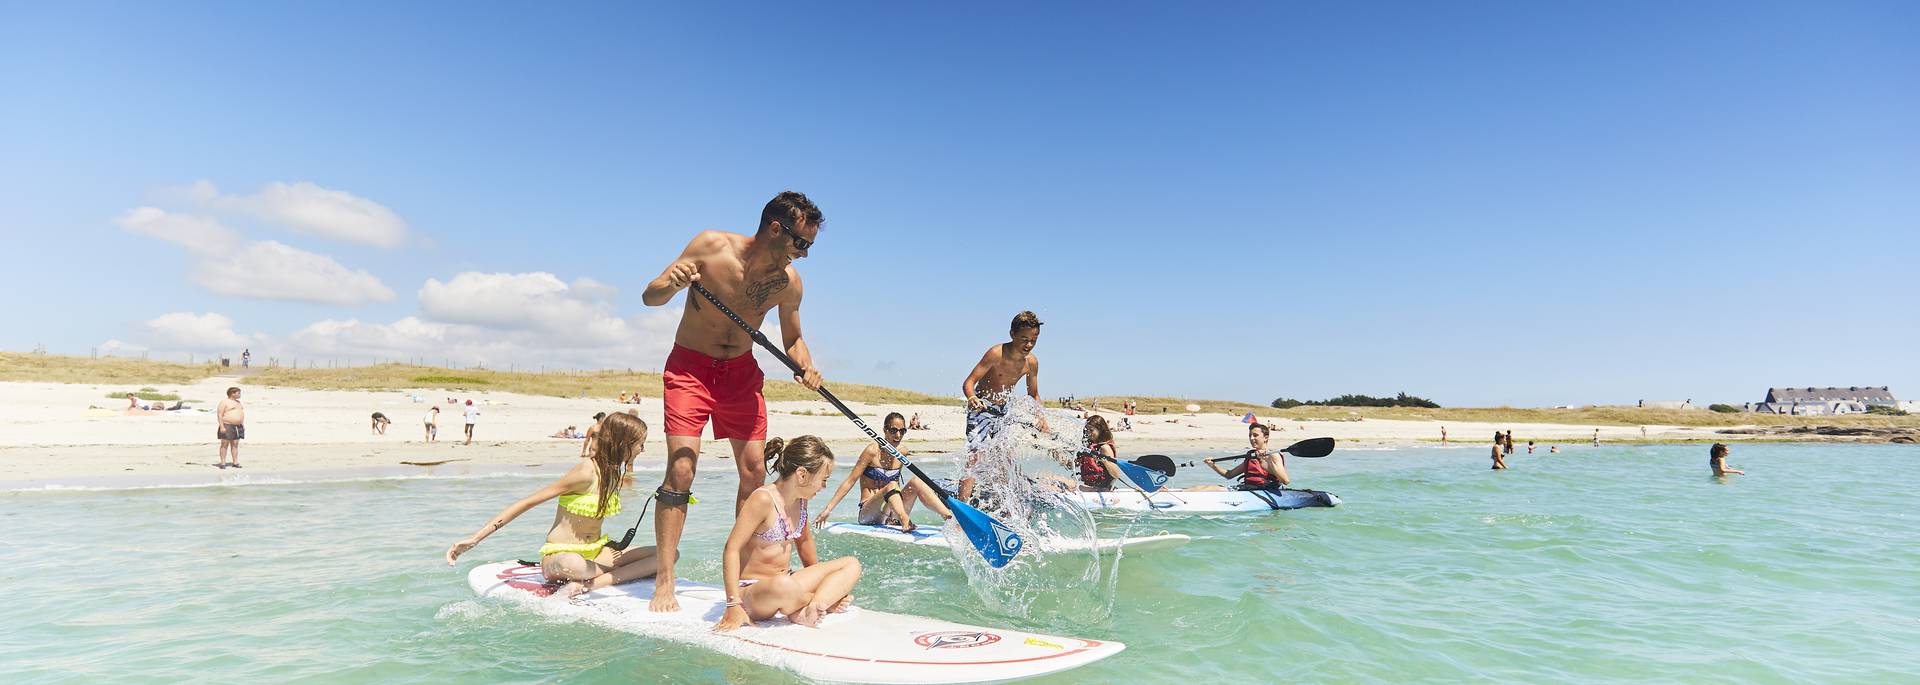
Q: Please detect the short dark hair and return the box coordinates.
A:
[1011,311,1043,333]
[592,412,607,421]
[1250,423,1270,438]
[226,386,240,397]
[1710,443,1728,458]
[761,190,823,233]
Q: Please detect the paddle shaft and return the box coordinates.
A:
[1083,451,1190,504]
[688,283,956,502]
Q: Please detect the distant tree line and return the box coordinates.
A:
[1271,392,1440,409]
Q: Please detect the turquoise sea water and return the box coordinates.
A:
[6,443,1917,683]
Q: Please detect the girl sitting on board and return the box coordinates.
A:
[717,435,863,631]
[814,412,951,533]
[1191,423,1291,490]
[1074,415,1126,492]
[445,413,659,599]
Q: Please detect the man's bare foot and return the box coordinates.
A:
[899,522,916,533]
[649,580,680,612]
[790,602,824,627]
[828,595,853,613]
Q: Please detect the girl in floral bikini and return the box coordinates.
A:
[444,413,660,599]
[715,435,863,631]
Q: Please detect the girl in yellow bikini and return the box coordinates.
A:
[445,412,660,599]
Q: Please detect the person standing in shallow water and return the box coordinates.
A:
[1709,443,1744,476]
[957,311,1048,502]
[640,191,828,613]
[1491,439,1507,470]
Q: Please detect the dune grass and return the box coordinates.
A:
[241,363,961,406]
[105,388,184,402]
[0,351,218,386]
[1085,395,1920,429]
[7,351,1912,429]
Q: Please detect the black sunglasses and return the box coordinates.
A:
[777,221,813,251]
[884,426,908,434]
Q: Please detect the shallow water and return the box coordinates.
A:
[6,443,1917,683]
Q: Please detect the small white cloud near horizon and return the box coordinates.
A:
[181,179,408,248]
[118,208,395,306]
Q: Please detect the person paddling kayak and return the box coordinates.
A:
[717,435,862,631]
[1073,415,1126,492]
[1191,423,1291,491]
[814,412,953,532]
[445,413,659,599]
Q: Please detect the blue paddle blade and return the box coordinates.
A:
[947,497,1022,568]
[1115,459,1168,492]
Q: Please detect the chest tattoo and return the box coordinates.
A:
[745,275,790,309]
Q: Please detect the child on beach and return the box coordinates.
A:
[423,406,438,443]
[815,413,952,532]
[957,311,1047,502]
[1709,443,1744,476]
[445,413,659,599]
[716,435,862,631]
[371,412,390,435]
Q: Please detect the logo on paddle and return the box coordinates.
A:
[916,631,1001,649]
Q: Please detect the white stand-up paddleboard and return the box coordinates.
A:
[821,522,1190,553]
[1068,488,1341,513]
[468,561,1124,684]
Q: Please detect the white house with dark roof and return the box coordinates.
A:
[1755,386,1897,415]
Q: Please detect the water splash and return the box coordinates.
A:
[946,395,1117,623]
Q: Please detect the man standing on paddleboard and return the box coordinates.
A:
[640,190,826,612]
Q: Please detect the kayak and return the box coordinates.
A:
[467,561,1124,684]
[821,522,1190,553]
[1067,488,1341,513]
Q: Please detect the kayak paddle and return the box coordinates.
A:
[1177,437,1337,466]
[688,282,1023,568]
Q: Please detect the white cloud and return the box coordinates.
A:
[194,240,395,305]
[284,306,684,371]
[142,312,256,352]
[184,179,408,248]
[115,206,241,256]
[419,272,619,337]
[97,339,148,357]
[118,207,394,306]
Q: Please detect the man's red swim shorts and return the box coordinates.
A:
[662,344,767,441]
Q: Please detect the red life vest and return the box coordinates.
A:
[1241,453,1275,488]
[1078,448,1114,489]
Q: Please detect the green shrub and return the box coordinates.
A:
[1708,404,1741,413]
[1273,392,1439,409]
[1867,405,1909,416]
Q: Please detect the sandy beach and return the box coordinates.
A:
[0,375,1738,487]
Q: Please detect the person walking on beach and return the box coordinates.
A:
[956,311,1048,502]
[216,386,244,469]
[463,400,479,445]
[1440,425,1447,444]
[241,348,250,369]
[1592,429,1600,446]
[1709,443,1744,476]
[424,406,439,443]
[639,190,827,612]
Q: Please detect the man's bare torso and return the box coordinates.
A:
[971,343,1035,400]
[673,232,799,359]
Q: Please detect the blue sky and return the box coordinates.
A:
[2,2,1915,407]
